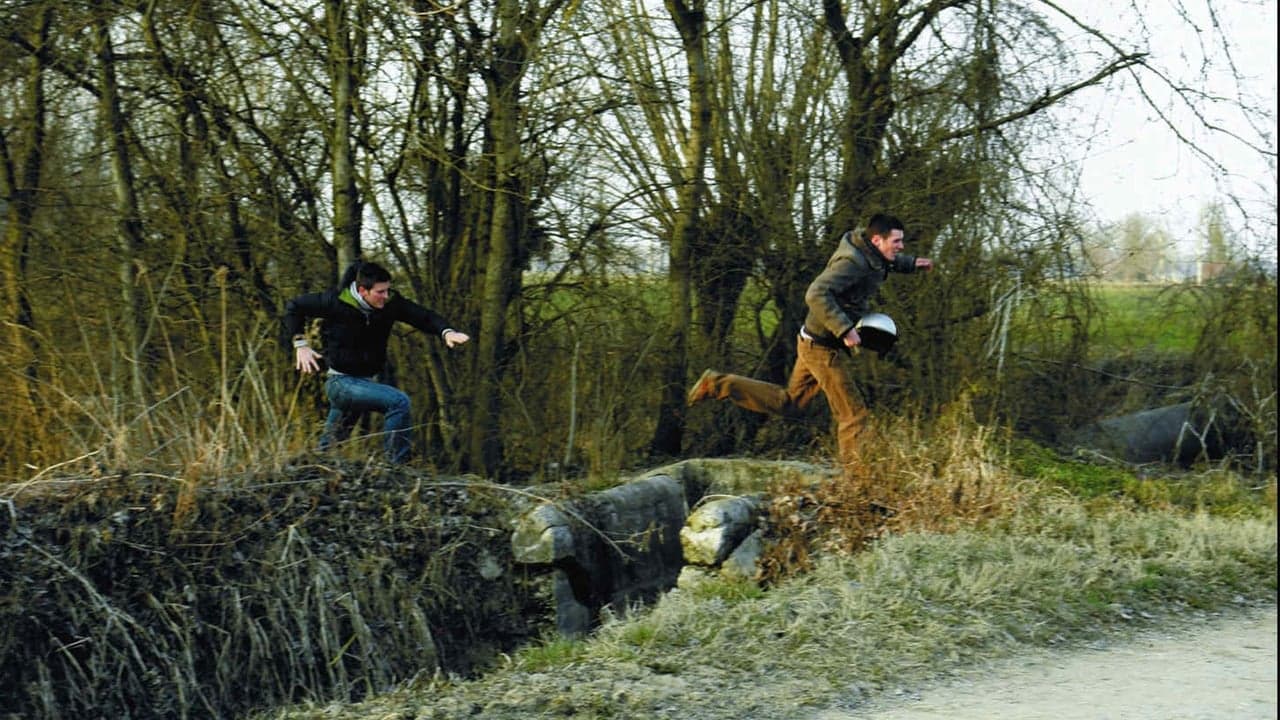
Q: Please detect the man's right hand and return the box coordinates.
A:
[842,328,861,348]
[295,346,323,374]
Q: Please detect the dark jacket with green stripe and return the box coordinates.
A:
[283,287,450,378]
[801,229,918,348]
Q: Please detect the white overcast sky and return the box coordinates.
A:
[1061,0,1277,256]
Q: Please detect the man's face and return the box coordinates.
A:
[870,229,905,261]
[359,281,392,309]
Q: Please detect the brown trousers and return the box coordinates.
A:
[699,334,868,471]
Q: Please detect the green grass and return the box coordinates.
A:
[1007,438,1273,518]
[509,636,591,672]
[1008,438,1139,498]
[1087,283,1203,354]
[1007,281,1209,362]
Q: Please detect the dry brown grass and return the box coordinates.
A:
[0,463,545,720]
[760,398,1024,582]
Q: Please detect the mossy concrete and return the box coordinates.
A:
[511,458,837,636]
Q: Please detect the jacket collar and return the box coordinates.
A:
[339,283,375,312]
[849,229,890,271]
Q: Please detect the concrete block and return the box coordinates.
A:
[719,529,764,582]
[511,504,575,564]
[680,495,762,566]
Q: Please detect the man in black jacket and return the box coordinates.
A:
[283,261,469,463]
[686,213,933,474]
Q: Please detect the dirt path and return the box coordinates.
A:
[812,606,1277,720]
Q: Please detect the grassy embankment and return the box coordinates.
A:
[260,285,1276,720]
[260,432,1275,720]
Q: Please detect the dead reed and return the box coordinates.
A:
[0,464,545,720]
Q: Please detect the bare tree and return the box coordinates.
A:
[0,0,1271,481]
[1198,202,1232,281]
[326,0,363,273]
[468,0,572,475]
[0,3,50,468]
[93,1,148,402]
[1120,213,1175,282]
[647,0,712,457]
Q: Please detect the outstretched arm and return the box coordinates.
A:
[389,294,470,349]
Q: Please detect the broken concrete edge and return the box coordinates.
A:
[510,503,576,565]
[675,528,767,589]
[509,459,841,636]
[685,493,764,532]
[510,459,837,565]
[642,457,839,502]
[680,494,766,566]
[719,529,765,582]
[511,474,687,565]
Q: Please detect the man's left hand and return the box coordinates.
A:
[916,257,934,271]
[444,330,470,348]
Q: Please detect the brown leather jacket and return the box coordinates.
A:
[801,229,917,347]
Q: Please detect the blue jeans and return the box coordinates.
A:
[320,375,413,463]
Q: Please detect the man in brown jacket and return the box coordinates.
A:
[686,213,933,473]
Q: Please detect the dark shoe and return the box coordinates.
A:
[686,369,716,406]
[868,500,897,518]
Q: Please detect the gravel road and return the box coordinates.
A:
[811,605,1277,720]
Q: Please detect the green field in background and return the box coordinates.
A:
[544,277,1209,357]
[1087,282,1203,354]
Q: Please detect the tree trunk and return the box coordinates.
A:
[0,6,50,467]
[649,0,711,458]
[469,0,527,476]
[460,0,571,476]
[821,0,898,232]
[327,0,360,278]
[95,6,148,403]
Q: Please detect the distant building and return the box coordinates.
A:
[1196,260,1229,284]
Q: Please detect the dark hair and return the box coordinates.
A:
[355,261,392,289]
[864,213,906,239]
[339,260,392,289]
